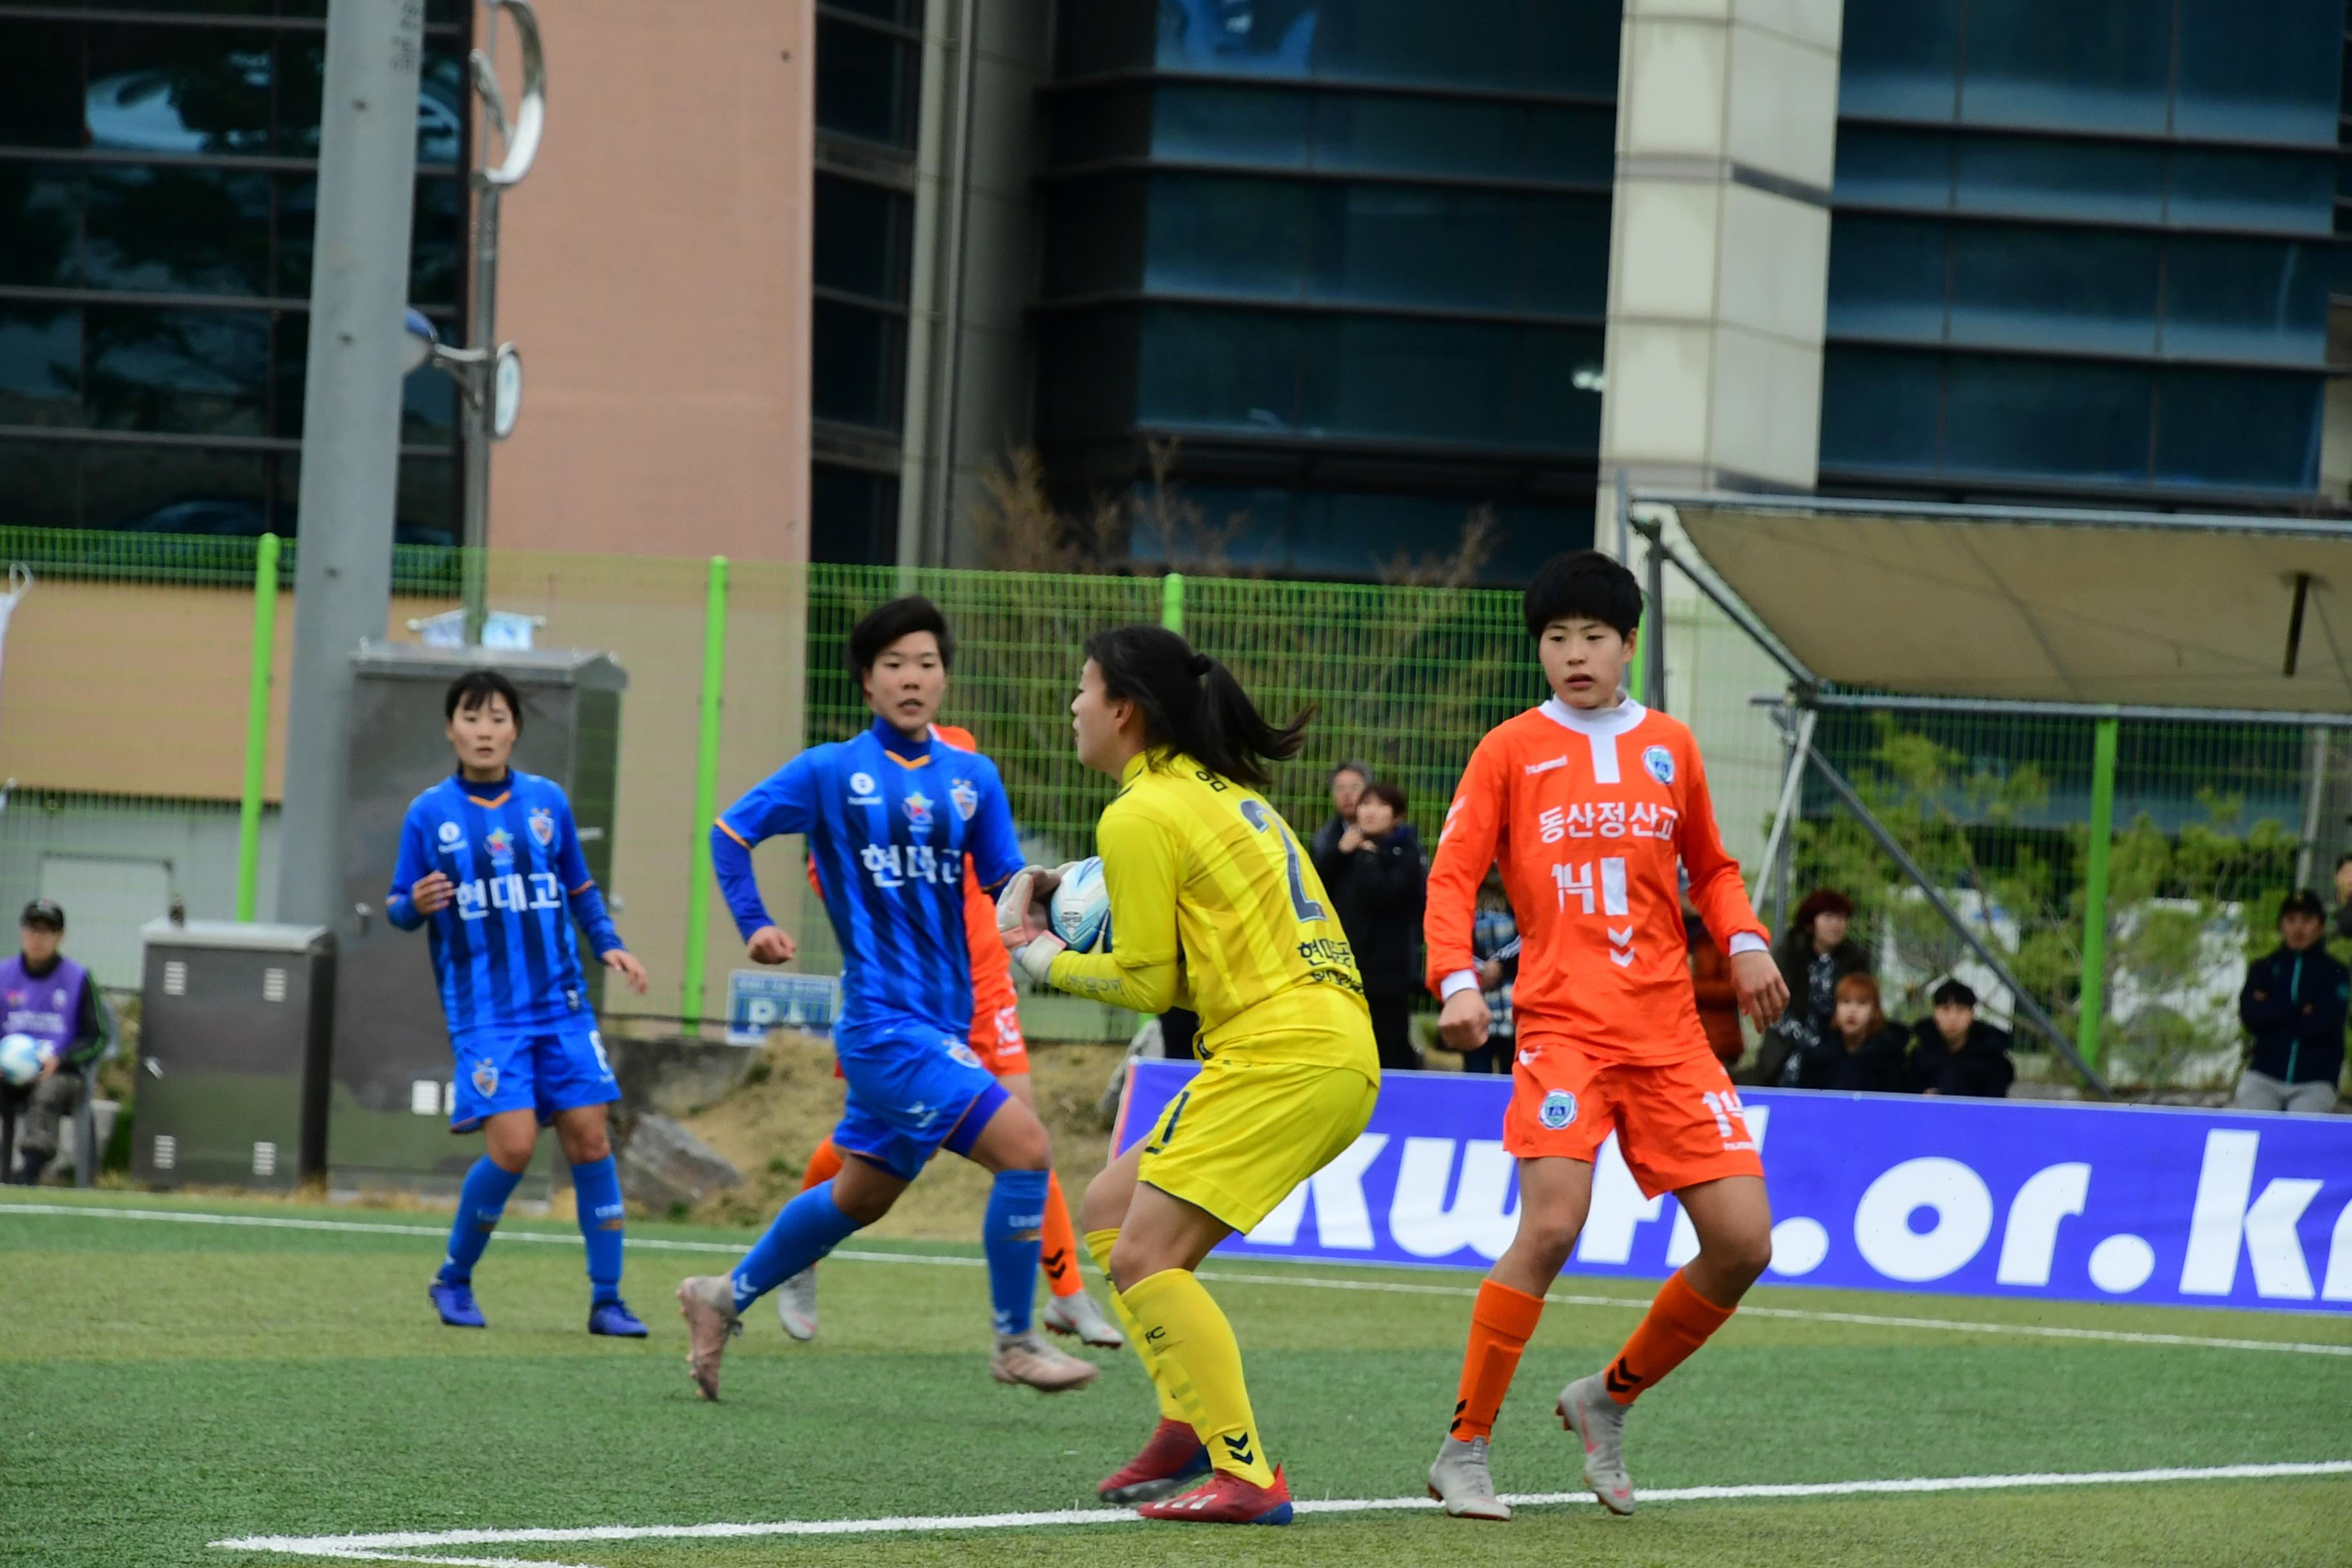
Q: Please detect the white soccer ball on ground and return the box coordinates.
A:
[1048,857,1113,953]
[0,1032,55,1087]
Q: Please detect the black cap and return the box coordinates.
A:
[1930,977,1977,1008]
[2279,889,2327,922]
[20,897,63,930]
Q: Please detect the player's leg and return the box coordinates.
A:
[1081,1143,1210,1502]
[1430,1154,1592,1520]
[431,1108,534,1328]
[956,1087,1100,1391]
[772,1135,847,1342]
[995,1068,1124,1348]
[535,1025,643,1337]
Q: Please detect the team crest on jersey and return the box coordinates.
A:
[946,1039,982,1070]
[527,807,556,847]
[471,1058,499,1098]
[904,790,934,828]
[950,778,978,821]
[1538,1090,1578,1130]
[1642,745,1675,785]
[484,827,514,861]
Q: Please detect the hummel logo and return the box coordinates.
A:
[1604,1357,1643,1397]
[1610,950,1636,968]
[1518,1047,1540,1066]
[1524,756,1567,776]
[1041,1248,1070,1280]
[1223,1433,1259,1468]
[1607,926,1632,946]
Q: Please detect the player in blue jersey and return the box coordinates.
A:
[676,596,1099,1398]
[389,669,652,1337]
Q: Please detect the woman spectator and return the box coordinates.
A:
[1322,779,1426,1072]
[1685,887,1743,1070]
[1752,889,1870,1086]
[1467,868,1517,1075]
[1781,972,1907,1092]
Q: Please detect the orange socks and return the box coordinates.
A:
[1039,1173,1082,1299]
[798,1137,846,1192]
[1449,1279,1545,1440]
[800,1137,1083,1300]
[1603,1269,1735,1406]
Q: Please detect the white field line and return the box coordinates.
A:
[11,1200,2352,1358]
[208,1460,2352,1563]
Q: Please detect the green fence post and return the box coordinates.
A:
[2078,714,2121,1076]
[682,556,730,1024]
[1161,571,1184,634]
[234,533,281,922]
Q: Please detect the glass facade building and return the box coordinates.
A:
[0,1,471,542]
[1035,0,1622,581]
[808,0,923,565]
[1819,0,2346,504]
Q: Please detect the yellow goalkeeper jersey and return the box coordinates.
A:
[1048,750,1375,1072]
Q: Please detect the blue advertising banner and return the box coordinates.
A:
[725,971,840,1044]
[1116,1061,2352,1316]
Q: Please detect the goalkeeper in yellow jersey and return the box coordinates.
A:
[997,625,1380,1527]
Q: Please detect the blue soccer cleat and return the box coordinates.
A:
[587,1298,649,1338]
[429,1279,486,1328]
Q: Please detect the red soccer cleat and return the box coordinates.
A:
[1137,1464,1293,1525]
[1097,1416,1210,1505]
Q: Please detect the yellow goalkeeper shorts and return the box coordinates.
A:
[1136,1052,1379,1235]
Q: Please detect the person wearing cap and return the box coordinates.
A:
[0,899,113,1184]
[2235,890,2346,1115]
[1903,978,2015,1098]
[1752,888,1870,1086]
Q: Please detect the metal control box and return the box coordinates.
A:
[133,920,335,1190]
[326,642,625,1194]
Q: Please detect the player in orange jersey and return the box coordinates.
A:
[1421,551,1788,1522]
[773,721,1124,1351]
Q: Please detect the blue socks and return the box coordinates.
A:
[438,1155,524,1285]
[730,1181,863,1313]
[571,1155,627,1305]
[983,1168,1049,1337]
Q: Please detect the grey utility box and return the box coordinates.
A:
[326,642,626,1195]
[133,920,335,1190]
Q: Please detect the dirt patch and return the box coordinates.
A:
[678,1034,1125,1239]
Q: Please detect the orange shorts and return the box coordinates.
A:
[966,1001,1030,1078]
[1504,1032,1763,1199]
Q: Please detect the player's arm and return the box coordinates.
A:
[385,810,440,931]
[958,769,1024,994]
[712,754,821,963]
[1024,804,1184,1014]
[1427,738,1507,1047]
[1674,737,1785,1027]
[554,795,646,994]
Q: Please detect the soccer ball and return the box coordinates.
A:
[0,1032,54,1087]
[1048,857,1113,953]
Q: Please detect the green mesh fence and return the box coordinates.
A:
[0,526,458,596]
[1796,707,2324,1090]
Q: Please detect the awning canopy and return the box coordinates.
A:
[1645,493,2352,714]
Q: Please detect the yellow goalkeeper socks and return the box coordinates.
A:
[1084,1228,1188,1426]
[1121,1266,1275,1488]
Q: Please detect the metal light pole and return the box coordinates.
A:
[275,0,426,933]
[452,0,544,643]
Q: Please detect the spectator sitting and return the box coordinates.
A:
[1684,887,1743,1070]
[2235,889,2346,1115]
[1782,972,1908,1092]
[1905,978,2015,1098]
[1752,888,1870,1086]
[1308,759,1371,868]
[0,898,112,1185]
[1467,868,1517,1075]
[1320,779,1426,1073]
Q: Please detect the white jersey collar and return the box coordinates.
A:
[1539,694,1647,735]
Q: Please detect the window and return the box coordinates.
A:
[2166,150,2335,237]
[810,462,901,565]
[2171,0,2341,145]
[1818,347,1941,472]
[2159,239,2329,364]
[1834,126,1953,210]
[1954,137,2164,226]
[814,173,912,304]
[1957,0,2173,135]
[811,298,908,432]
[1132,482,1587,583]
[1948,226,2158,355]
[1837,0,1960,121]
[2152,369,2322,489]
[1943,356,2153,482]
[816,12,921,151]
[1825,217,1947,340]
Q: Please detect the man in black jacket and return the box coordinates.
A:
[2236,890,2346,1114]
[1308,760,1371,868]
[1317,779,1425,1072]
[1905,979,2014,1098]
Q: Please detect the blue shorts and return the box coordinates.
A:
[449,1017,617,1133]
[832,1032,1007,1181]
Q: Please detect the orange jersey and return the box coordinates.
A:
[1425,697,1767,1063]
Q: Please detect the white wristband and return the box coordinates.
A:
[1438,968,1482,1001]
[1727,932,1769,957]
[1014,933,1066,986]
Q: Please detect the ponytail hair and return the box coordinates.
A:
[1083,625,1310,792]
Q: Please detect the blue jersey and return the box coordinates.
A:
[712,718,1023,1051]
[387,769,623,1037]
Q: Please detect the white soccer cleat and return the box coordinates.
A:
[1041,1289,1126,1349]
[990,1330,1101,1393]
[1427,1434,1511,1521]
[1558,1371,1636,1514]
[776,1267,818,1342]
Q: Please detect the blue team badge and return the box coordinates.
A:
[471,1058,499,1098]
[484,828,514,861]
[1538,1090,1578,1130]
[528,807,556,847]
[904,790,934,829]
[947,1039,982,1070]
[1642,745,1675,785]
[950,778,978,821]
